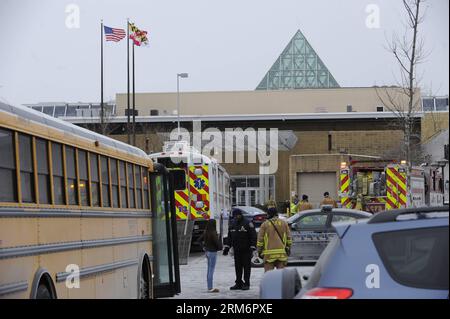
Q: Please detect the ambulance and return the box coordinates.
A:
[149,141,231,258]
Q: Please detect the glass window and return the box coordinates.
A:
[52,142,65,205]
[247,177,259,187]
[119,161,128,208]
[0,129,17,202]
[332,215,358,223]
[135,165,143,209]
[66,106,77,116]
[32,106,43,112]
[128,163,135,208]
[298,214,328,227]
[111,159,119,208]
[54,106,66,117]
[42,106,54,116]
[142,168,149,209]
[171,169,186,190]
[65,146,78,205]
[19,134,35,203]
[422,98,435,111]
[36,138,50,204]
[100,156,110,207]
[78,150,89,206]
[150,174,171,286]
[373,226,448,290]
[90,153,100,207]
[435,98,449,111]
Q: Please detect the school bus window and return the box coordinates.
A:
[142,169,149,209]
[127,162,135,208]
[90,153,100,206]
[0,128,17,202]
[19,133,35,203]
[78,149,89,206]
[51,142,65,205]
[135,165,143,209]
[119,161,127,208]
[111,159,119,208]
[65,146,78,205]
[100,156,110,207]
[36,138,50,204]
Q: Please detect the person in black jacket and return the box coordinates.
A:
[200,219,222,293]
[223,209,257,290]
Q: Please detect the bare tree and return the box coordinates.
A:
[376,0,429,205]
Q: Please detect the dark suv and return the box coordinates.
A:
[260,206,449,299]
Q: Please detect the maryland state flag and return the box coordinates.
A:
[129,22,149,46]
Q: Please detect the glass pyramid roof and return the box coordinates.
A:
[256,29,340,90]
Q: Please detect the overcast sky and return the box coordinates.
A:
[0,0,448,106]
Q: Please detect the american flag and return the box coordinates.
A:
[104,26,126,42]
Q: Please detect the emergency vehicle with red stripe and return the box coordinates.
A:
[338,160,425,213]
[149,141,231,253]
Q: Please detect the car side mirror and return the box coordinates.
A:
[259,268,302,299]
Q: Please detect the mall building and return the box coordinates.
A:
[25,30,448,208]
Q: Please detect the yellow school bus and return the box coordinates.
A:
[0,103,180,298]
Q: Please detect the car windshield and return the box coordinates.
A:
[286,210,318,223]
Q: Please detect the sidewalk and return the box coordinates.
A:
[169,252,314,299]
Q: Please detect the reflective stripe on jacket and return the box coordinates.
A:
[320,197,337,208]
[256,217,292,263]
[297,201,313,212]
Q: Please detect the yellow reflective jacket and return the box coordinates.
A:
[257,217,292,263]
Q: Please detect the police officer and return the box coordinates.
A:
[223,209,257,290]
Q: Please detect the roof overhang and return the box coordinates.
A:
[62,112,424,124]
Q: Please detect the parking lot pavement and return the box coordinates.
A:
[168,252,314,299]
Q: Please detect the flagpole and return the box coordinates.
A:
[126,19,131,144]
[132,42,136,146]
[100,20,104,130]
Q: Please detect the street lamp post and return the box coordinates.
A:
[177,73,189,136]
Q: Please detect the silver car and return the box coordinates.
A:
[252,207,371,267]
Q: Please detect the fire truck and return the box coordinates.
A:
[338,160,425,213]
[149,141,231,262]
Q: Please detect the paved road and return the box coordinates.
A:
[169,252,314,299]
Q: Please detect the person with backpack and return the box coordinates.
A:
[257,207,292,272]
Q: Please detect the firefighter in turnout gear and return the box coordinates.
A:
[320,191,337,208]
[297,194,313,212]
[257,207,292,272]
[223,209,257,290]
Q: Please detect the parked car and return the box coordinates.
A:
[260,206,449,299]
[251,206,371,267]
[228,206,268,228]
[286,207,371,263]
[223,206,267,267]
